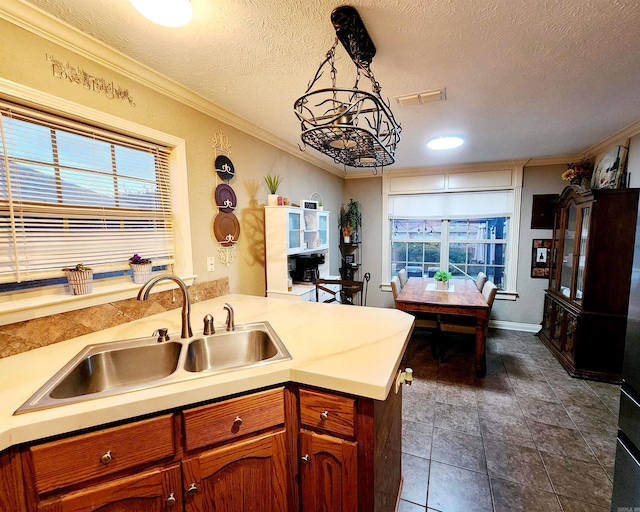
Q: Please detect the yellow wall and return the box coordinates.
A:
[0,16,344,297]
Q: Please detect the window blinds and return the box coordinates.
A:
[0,101,175,283]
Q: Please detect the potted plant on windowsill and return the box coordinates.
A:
[433,269,452,291]
[264,174,283,206]
[62,263,93,295]
[129,254,153,284]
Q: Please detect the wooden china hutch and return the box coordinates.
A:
[539,185,639,382]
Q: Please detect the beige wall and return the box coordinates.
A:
[0,18,344,298]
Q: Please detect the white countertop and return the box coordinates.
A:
[0,294,414,450]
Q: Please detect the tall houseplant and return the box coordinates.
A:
[339,198,362,243]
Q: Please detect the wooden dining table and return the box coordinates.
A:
[395,277,490,377]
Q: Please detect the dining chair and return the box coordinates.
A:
[476,271,487,291]
[438,281,498,361]
[316,278,364,306]
[398,268,408,289]
[390,276,439,332]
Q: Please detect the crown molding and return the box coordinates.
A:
[584,119,640,156]
[524,155,582,167]
[1,0,345,178]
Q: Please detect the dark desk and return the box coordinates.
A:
[395,277,490,377]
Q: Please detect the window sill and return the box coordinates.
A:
[1,274,196,326]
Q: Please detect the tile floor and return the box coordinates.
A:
[399,328,620,512]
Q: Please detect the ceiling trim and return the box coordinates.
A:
[584,119,640,157]
[2,0,346,178]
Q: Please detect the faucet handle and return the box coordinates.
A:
[203,314,215,335]
[153,328,170,343]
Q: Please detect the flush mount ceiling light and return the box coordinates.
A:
[294,6,401,169]
[427,136,465,150]
[129,0,193,27]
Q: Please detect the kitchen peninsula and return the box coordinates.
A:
[0,294,414,512]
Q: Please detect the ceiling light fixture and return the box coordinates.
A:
[427,136,465,150]
[129,0,193,28]
[294,6,401,170]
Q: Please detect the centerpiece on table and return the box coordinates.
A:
[62,263,93,295]
[129,254,153,284]
[562,158,594,188]
[433,269,452,291]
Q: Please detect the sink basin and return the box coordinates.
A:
[50,342,182,399]
[15,321,291,414]
[184,322,290,373]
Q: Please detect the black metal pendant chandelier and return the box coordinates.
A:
[294,6,401,169]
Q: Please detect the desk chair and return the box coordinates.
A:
[316,278,364,306]
[398,268,408,289]
[476,272,487,292]
[438,281,497,362]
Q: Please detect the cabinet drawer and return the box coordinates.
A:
[183,387,285,451]
[299,388,355,438]
[30,414,175,494]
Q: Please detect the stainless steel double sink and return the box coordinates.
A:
[15,322,291,414]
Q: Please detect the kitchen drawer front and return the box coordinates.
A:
[183,387,285,451]
[30,414,175,494]
[299,388,355,438]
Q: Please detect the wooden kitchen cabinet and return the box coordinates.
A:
[182,430,289,512]
[539,186,639,381]
[0,448,25,512]
[37,463,183,512]
[299,430,357,512]
[297,385,402,512]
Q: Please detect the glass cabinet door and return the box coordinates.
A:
[287,210,303,252]
[575,207,590,304]
[560,204,577,297]
[550,210,562,291]
[318,212,329,249]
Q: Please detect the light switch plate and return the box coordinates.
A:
[207,256,215,272]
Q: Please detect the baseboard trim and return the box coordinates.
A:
[490,320,541,333]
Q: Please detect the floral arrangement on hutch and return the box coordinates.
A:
[129,254,153,284]
[562,158,594,187]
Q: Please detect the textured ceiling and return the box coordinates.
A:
[21,0,640,171]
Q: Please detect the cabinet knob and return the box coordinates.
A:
[166,493,176,507]
[301,454,310,464]
[100,451,112,465]
[233,416,243,426]
[187,483,198,496]
[320,410,329,421]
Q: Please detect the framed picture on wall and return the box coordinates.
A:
[591,145,629,190]
[531,239,552,279]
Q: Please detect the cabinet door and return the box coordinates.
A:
[317,212,329,250]
[299,430,357,512]
[37,463,182,512]
[183,430,289,512]
[287,210,304,253]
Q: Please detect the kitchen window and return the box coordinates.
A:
[0,89,192,323]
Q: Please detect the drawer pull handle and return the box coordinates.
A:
[301,454,310,464]
[234,416,243,426]
[187,483,198,496]
[166,493,176,507]
[320,411,329,421]
[100,451,112,465]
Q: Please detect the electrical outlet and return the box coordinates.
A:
[207,256,215,272]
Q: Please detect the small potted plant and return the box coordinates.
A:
[433,269,452,291]
[129,254,153,284]
[62,263,93,295]
[264,174,283,206]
